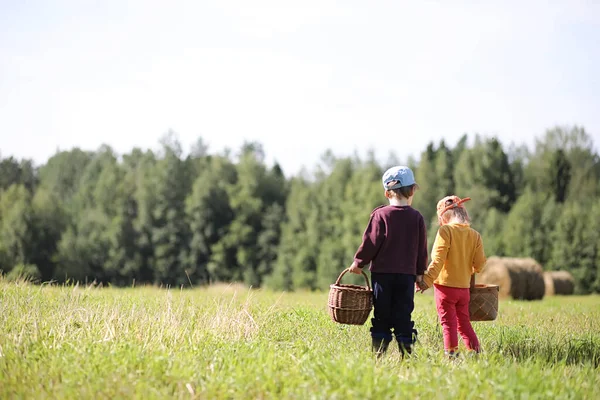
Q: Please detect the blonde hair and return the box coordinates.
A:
[439,206,471,225]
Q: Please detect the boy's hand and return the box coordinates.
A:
[415,277,428,293]
[348,261,362,275]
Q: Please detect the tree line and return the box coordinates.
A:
[1,126,599,293]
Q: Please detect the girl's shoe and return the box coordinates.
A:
[444,349,460,360]
[465,349,480,358]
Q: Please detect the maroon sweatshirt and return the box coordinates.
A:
[354,205,428,275]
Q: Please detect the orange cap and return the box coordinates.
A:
[436,195,471,217]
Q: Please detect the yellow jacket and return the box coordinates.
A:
[423,223,486,289]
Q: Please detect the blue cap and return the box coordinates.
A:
[382,166,416,190]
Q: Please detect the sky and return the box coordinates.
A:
[1,0,599,175]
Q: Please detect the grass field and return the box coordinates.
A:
[1,279,599,399]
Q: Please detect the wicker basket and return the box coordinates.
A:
[469,283,499,321]
[328,268,373,325]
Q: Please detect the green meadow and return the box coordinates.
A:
[1,280,599,399]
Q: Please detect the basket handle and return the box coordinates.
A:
[335,268,371,290]
[470,274,475,291]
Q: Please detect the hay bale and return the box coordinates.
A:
[544,271,575,296]
[476,257,545,301]
[475,257,512,298]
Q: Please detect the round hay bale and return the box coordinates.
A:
[544,271,574,295]
[476,257,545,301]
[475,256,512,298]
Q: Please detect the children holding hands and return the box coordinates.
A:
[347,164,486,359]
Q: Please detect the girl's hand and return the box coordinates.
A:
[348,261,362,275]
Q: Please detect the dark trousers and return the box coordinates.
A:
[370,272,416,346]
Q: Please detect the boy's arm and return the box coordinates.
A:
[353,212,385,268]
[416,215,428,275]
[422,226,450,287]
[472,233,486,274]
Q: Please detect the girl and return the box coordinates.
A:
[416,195,486,358]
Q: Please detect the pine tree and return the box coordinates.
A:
[480,208,506,257]
[502,189,559,266]
[55,208,112,282]
[526,126,599,202]
[340,160,383,262]
[454,136,515,226]
[53,146,137,284]
[151,133,192,286]
[549,201,599,293]
[30,188,66,281]
[0,185,35,274]
[256,203,285,282]
[268,177,315,290]
[435,140,455,199]
[0,156,37,193]
[551,149,572,203]
[314,158,355,290]
[38,149,93,204]
[592,200,600,294]
[411,143,439,225]
[185,156,236,284]
[126,148,158,283]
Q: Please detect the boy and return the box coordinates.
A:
[349,166,428,357]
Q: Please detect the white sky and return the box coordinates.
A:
[1,0,599,174]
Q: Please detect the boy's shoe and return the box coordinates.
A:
[372,338,390,358]
[398,342,413,357]
[396,328,418,358]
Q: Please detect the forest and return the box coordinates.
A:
[1,125,599,293]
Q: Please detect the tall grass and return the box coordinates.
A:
[1,279,599,399]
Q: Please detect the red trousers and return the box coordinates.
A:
[434,284,480,352]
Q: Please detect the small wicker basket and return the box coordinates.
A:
[469,281,499,322]
[328,268,373,325]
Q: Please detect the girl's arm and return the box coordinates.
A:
[422,226,451,287]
